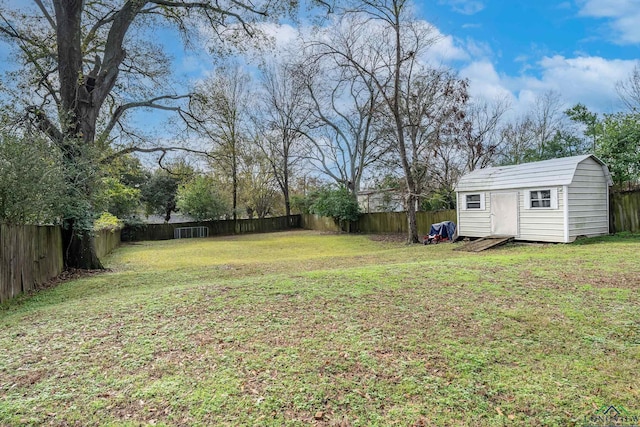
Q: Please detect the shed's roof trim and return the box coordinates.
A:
[455,154,612,192]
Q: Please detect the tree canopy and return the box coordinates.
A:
[0,0,301,268]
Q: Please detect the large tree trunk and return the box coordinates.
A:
[284,190,291,218]
[59,149,104,269]
[406,193,419,243]
[232,154,238,222]
[52,0,139,270]
[391,5,419,245]
[283,159,291,218]
[62,220,104,270]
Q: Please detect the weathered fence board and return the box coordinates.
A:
[610,191,640,233]
[1,226,120,303]
[300,214,342,232]
[355,210,457,234]
[94,228,122,260]
[302,210,458,235]
[0,224,63,304]
[123,215,302,242]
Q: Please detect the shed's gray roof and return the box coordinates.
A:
[455,154,612,192]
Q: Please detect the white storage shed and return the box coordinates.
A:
[455,155,612,243]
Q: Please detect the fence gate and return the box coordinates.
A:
[174,226,209,239]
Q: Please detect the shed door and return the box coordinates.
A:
[490,192,519,237]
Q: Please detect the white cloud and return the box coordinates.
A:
[179,55,210,77]
[463,38,493,59]
[428,31,470,63]
[578,0,640,44]
[531,55,636,110]
[459,60,515,103]
[439,0,485,15]
[255,22,300,51]
[460,55,637,117]
[192,10,635,119]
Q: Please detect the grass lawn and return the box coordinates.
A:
[1,230,639,426]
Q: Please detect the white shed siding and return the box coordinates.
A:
[518,187,565,242]
[567,158,609,239]
[457,191,491,237]
[455,155,612,243]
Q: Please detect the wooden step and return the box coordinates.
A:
[455,236,513,252]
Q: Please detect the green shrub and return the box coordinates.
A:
[95,177,141,219]
[0,131,66,224]
[310,187,361,223]
[177,175,230,221]
[94,212,123,231]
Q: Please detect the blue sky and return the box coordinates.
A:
[422,0,634,69]
[407,0,639,114]
[189,0,638,118]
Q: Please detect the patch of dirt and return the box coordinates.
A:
[567,271,640,290]
[6,370,48,389]
[36,268,110,291]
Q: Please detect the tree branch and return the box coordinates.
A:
[100,145,213,164]
[148,0,267,16]
[0,13,61,106]
[145,0,263,35]
[26,106,64,146]
[33,0,57,30]
[99,94,192,144]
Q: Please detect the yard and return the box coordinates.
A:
[1,230,639,426]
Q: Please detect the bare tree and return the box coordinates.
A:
[531,90,565,160]
[429,141,466,209]
[239,149,281,218]
[401,68,470,208]
[297,51,388,195]
[617,62,640,112]
[190,64,252,222]
[498,91,568,165]
[257,61,312,217]
[498,116,537,165]
[421,98,506,210]
[308,1,467,242]
[0,0,295,268]
[462,98,509,171]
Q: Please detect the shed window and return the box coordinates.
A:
[526,188,558,209]
[465,193,485,210]
[530,190,551,208]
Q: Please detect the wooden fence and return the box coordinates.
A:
[0,224,63,304]
[611,191,640,233]
[94,228,122,260]
[299,214,342,232]
[301,210,457,235]
[123,215,302,241]
[355,210,457,234]
[1,225,121,304]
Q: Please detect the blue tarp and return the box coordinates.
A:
[428,221,456,241]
